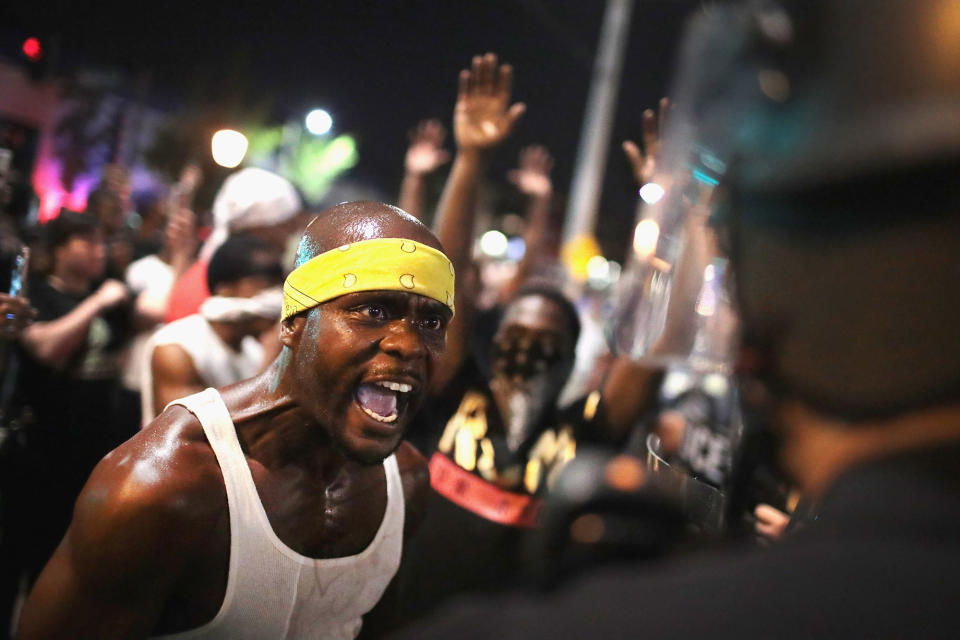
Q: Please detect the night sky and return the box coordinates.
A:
[3,0,699,260]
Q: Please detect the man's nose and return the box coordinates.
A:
[380,320,427,360]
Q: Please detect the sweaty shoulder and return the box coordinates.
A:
[74,405,227,561]
[396,441,429,536]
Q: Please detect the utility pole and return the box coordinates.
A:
[562,0,635,246]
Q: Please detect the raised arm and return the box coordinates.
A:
[601,98,698,442]
[501,144,556,300]
[149,344,205,420]
[430,53,525,393]
[622,97,669,189]
[130,207,198,329]
[398,119,450,221]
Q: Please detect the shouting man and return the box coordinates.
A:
[17,202,454,639]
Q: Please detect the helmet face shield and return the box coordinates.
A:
[610,5,757,375]
[610,187,738,374]
[613,0,960,416]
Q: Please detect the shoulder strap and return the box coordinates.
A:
[166,389,249,602]
[381,453,405,536]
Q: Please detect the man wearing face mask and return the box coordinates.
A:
[394,54,664,626]
[395,1,960,637]
[141,234,284,424]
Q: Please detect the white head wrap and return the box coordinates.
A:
[200,168,301,261]
[199,286,284,323]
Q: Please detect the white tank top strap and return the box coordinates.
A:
[153,388,249,639]
[152,388,405,640]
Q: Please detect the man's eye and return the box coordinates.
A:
[361,304,387,319]
[419,316,445,331]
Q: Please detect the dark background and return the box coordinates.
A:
[1,0,699,260]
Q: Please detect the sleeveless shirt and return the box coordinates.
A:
[140,315,263,424]
[153,388,404,640]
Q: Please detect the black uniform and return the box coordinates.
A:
[396,357,604,626]
[394,442,960,638]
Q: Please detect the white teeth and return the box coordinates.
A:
[375,381,413,393]
[360,405,399,423]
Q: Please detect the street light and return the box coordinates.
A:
[639,182,665,204]
[211,129,248,168]
[305,109,333,135]
[479,230,508,258]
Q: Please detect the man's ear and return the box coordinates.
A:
[279,315,306,349]
[213,282,236,298]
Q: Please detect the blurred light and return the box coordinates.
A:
[305,109,333,135]
[692,169,720,187]
[633,219,660,258]
[501,213,524,235]
[607,260,622,285]
[561,234,602,281]
[323,135,354,165]
[696,264,718,317]
[757,8,793,44]
[32,149,96,222]
[757,69,790,102]
[604,456,645,492]
[700,151,727,174]
[506,236,526,261]
[22,37,43,62]
[662,370,693,397]
[639,182,665,204]
[479,230,508,257]
[569,513,606,544]
[586,255,609,280]
[703,373,729,397]
[211,129,248,168]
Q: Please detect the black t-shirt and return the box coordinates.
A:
[5,278,132,576]
[15,277,131,443]
[397,359,608,626]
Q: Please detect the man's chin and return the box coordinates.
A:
[345,443,402,466]
[336,430,405,466]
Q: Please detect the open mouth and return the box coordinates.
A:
[355,380,415,425]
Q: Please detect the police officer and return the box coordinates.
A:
[394,1,960,637]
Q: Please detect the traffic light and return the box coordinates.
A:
[21,37,43,62]
[20,36,47,79]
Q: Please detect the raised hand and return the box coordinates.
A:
[164,206,198,273]
[754,504,791,543]
[177,164,203,195]
[94,279,131,310]
[508,145,553,199]
[405,119,451,176]
[454,53,526,152]
[623,97,669,187]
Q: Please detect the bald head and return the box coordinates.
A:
[294,202,444,267]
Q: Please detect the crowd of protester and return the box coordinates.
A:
[0,0,958,637]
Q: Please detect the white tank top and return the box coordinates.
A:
[153,388,404,640]
[140,315,264,425]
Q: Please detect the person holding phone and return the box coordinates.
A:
[6,210,132,611]
[0,245,36,339]
[0,294,35,339]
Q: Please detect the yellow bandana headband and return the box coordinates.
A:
[282,238,456,321]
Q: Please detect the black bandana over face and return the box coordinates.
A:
[490,331,573,453]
